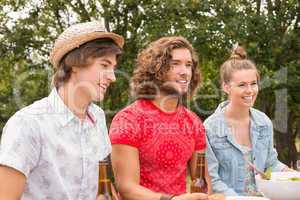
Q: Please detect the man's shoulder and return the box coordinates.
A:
[115,100,144,116]
[180,106,203,122]
[3,95,60,133]
[12,97,50,119]
[3,100,48,137]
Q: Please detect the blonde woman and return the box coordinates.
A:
[204,44,289,196]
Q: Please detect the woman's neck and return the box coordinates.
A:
[225,102,250,122]
[225,102,252,147]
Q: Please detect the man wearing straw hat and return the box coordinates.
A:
[0,21,124,200]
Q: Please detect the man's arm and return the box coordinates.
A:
[0,165,26,200]
[111,144,208,200]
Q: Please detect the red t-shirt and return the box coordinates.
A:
[109,99,206,195]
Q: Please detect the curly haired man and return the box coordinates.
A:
[109,36,210,200]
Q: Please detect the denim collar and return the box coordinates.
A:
[213,101,268,152]
[214,101,268,129]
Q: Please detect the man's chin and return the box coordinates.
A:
[92,94,104,102]
[160,86,187,97]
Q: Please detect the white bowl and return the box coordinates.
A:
[255,171,300,200]
[226,196,270,200]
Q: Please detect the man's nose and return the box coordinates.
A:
[107,70,116,83]
[101,69,116,83]
[178,65,190,75]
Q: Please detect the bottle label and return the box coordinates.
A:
[193,178,208,193]
[195,178,205,187]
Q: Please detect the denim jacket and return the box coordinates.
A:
[204,101,286,196]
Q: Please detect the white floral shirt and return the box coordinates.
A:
[0,88,111,200]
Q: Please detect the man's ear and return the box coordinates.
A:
[222,82,230,95]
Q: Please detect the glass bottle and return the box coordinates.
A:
[98,159,113,200]
[190,152,208,193]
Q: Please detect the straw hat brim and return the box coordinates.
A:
[50,32,124,69]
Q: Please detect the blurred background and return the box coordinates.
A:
[0,0,299,166]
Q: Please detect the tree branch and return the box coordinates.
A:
[266,0,274,14]
[294,6,300,30]
[255,0,261,15]
[66,0,90,22]
[54,7,64,32]
[76,0,91,21]
[100,0,111,32]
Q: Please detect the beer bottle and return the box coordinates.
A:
[190,152,208,193]
[98,159,113,200]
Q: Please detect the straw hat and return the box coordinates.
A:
[49,21,124,69]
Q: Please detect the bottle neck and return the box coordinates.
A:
[99,161,109,180]
[196,153,205,165]
[195,153,206,178]
[98,160,112,196]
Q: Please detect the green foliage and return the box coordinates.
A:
[0,0,299,164]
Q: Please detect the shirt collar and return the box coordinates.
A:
[249,108,267,128]
[47,88,97,127]
[86,104,97,124]
[215,101,267,128]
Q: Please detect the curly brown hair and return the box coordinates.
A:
[131,36,201,100]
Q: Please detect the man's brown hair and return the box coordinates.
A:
[131,36,201,100]
[52,38,123,88]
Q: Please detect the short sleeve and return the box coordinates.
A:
[109,110,141,148]
[0,114,41,177]
[194,118,206,151]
